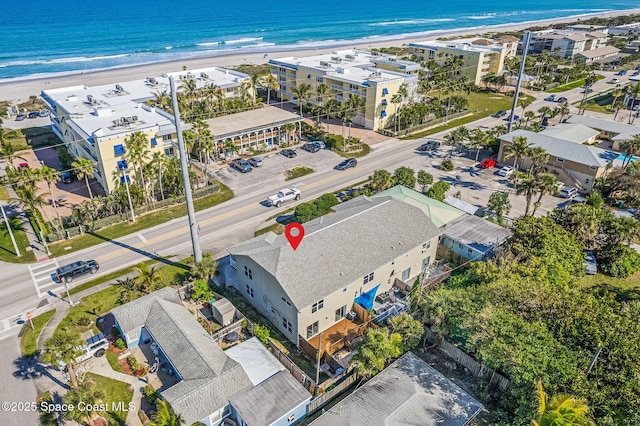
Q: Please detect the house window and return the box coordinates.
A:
[281,297,291,307]
[288,414,295,422]
[467,248,473,255]
[283,318,293,333]
[162,134,172,141]
[556,158,564,163]
[244,265,252,280]
[245,285,254,298]
[335,305,346,321]
[401,267,411,281]
[363,272,374,284]
[114,144,125,156]
[306,321,319,338]
[422,241,431,252]
[316,77,323,83]
[421,257,430,271]
[312,299,324,313]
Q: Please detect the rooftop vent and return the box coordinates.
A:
[115,84,124,92]
[66,94,78,102]
[200,72,208,79]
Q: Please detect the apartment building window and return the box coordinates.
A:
[244,265,252,280]
[312,299,324,313]
[316,77,324,83]
[306,321,319,338]
[402,267,411,281]
[422,241,431,252]
[245,285,254,298]
[467,248,473,256]
[283,318,293,333]
[162,134,172,141]
[114,144,125,156]
[150,138,158,147]
[363,272,374,284]
[281,297,291,307]
[557,158,564,163]
[335,305,346,321]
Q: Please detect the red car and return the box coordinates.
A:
[480,158,497,169]
[18,162,30,169]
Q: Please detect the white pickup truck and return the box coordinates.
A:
[267,188,301,207]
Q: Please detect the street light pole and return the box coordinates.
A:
[508,31,531,133]
[169,76,202,263]
[0,202,20,256]
[118,160,136,222]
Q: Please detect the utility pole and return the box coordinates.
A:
[169,76,202,263]
[314,331,323,396]
[117,160,136,222]
[508,31,531,133]
[1,202,20,256]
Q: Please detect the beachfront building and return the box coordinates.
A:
[527,30,609,58]
[41,66,250,195]
[268,49,420,131]
[576,45,621,65]
[407,40,507,85]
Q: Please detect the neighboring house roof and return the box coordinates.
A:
[204,106,302,140]
[110,287,182,335]
[541,123,600,143]
[472,38,493,46]
[231,371,312,426]
[309,352,483,426]
[442,215,513,255]
[500,129,619,167]
[444,196,481,216]
[374,185,466,227]
[229,195,441,309]
[225,337,285,386]
[577,45,620,59]
[498,35,520,43]
[565,115,640,142]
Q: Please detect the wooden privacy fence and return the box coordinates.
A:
[268,341,317,394]
[307,374,358,415]
[424,328,511,391]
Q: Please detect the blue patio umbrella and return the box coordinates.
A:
[354,284,380,311]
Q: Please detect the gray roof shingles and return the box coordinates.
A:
[110,287,181,335]
[443,215,512,253]
[229,196,441,309]
[230,371,312,426]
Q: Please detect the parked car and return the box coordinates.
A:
[230,159,253,173]
[416,140,441,152]
[609,78,620,84]
[491,110,508,118]
[480,158,497,168]
[61,171,73,184]
[544,94,556,101]
[281,149,297,158]
[18,162,29,169]
[336,158,357,170]
[617,69,627,75]
[267,188,301,207]
[58,334,109,369]
[55,260,99,283]
[556,97,568,103]
[302,143,320,153]
[27,111,39,119]
[247,157,263,167]
[15,114,26,121]
[39,110,50,117]
[559,186,578,198]
[583,251,597,275]
[311,141,326,150]
[633,70,640,76]
[497,165,515,177]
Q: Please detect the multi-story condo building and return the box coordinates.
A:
[527,30,609,58]
[41,67,249,195]
[268,49,420,131]
[408,40,507,85]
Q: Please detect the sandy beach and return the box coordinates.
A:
[1,9,639,105]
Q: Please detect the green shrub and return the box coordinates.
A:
[192,279,213,302]
[598,244,640,278]
[75,315,92,327]
[253,323,270,346]
[111,326,121,338]
[441,159,454,171]
[426,181,451,202]
[143,384,158,405]
[126,356,139,372]
[115,338,126,350]
[294,193,339,223]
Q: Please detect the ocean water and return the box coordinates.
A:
[0,0,637,82]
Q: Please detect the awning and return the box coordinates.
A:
[355,284,380,311]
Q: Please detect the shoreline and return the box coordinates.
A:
[1,8,639,104]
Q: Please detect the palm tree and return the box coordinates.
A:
[280,123,297,146]
[261,73,280,105]
[368,169,394,193]
[627,82,640,124]
[620,135,640,169]
[557,103,570,123]
[291,83,313,117]
[391,94,402,133]
[503,135,532,172]
[532,173,559,215]
[468,128,488,162]
[63,382,106,426]
[125,131,152,203]
[135,263,162,293]
[199,136,216,185]
[41,331,84,388]
[0,138,27,166]
[514,173,537,215]
[179,78,198,112]
[537,106,552,124]
[72,157,96,199]
[518,97,533,117]
[39,166,63,228]
[533,380,594,426]
[191,252,218,282]
[528,146,550,175]
[149,400,185,426]
[151,152,167,201]
[223,140,238,159]
[337,103,355,148]
[323,98,339,132]
[14,184,48,234]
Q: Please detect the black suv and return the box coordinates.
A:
[281,149,297,158]
[55,260,99,283]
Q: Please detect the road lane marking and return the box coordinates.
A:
[137,233,148,243]
[28,259,59,298]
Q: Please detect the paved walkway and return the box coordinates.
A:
[3,184,50,262]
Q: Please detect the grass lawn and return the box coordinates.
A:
[401,91,519,140]
[576,272,640,301]
[547,74,606,93]
[105,351,123,373]
[0,186,8,200]
[86,373,133,423]
[333,143,371,158]
[20,309,56,358]
[0,218,36,264]
[47,183,233,259]
[582,92,616,114]
[255,223,285,237]
[285,166,315,181]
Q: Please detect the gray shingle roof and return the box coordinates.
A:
[310,352,483,426]
[541,123,600,143]
[442,215,512,254]
[230,371,312,426]
[500,129,618,167]
[110,287,181,335]
[566,115,640,141]
[578,45,620,58]
[229,196,441,309]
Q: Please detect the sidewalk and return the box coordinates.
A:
[4,184,50,262]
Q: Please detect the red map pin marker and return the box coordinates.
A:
[285,222,305,251]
